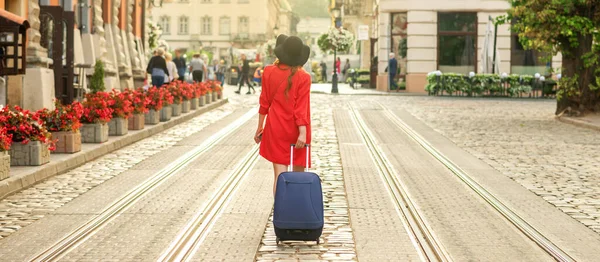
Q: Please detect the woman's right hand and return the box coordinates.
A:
[254,128,263,144]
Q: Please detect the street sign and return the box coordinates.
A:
[357,25,369,40]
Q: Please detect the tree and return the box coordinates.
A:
[499,1,600,115]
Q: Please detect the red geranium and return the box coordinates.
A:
[123,88,150,114]
[81,92,114,124]
[36,100,84,132]
[207,80,223,94]
[167,81,193,104]
[0,126,13,152]
[145,86,173,111]
[195,82,209,97]
[109,89,134,119]
[180,82,195,100]
[0,105,55,151]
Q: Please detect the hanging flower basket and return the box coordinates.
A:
[318,27,355,54]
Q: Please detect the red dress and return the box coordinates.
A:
[259,64,312,167]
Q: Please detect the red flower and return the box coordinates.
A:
[36,100,84,133]
[123,88,150,114]
[81,92,114,124]
[109,89,135,119]
[1,105,56,151]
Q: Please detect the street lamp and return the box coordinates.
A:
[331,7,341,94]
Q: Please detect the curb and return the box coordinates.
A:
[0,99,229,199]
[555,115,600,132]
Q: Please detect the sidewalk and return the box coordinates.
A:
[310,83,423,96]
[556,113,600,132]
[0,99,228,199]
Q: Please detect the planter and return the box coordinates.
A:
[199,95,206,106]
[212,91,217,102]
[171,103,182,117]
[0,151,9,180]
[160,106,172,122]
[80,122,109,143]
[205,94,211,105]
[190,97,199,110]
[128,114,145,130]
[10,141,50,166]
[182,100,191,113]
[145,109,160,125]
[217,92,222,99]
[52,131,82,153]
[109,117,128,136]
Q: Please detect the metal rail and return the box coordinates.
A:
[30,109,257,262]
[158,145,260,262]
[348,104,452,262]
[377,103,575,262]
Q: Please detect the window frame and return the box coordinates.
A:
[201,16,213,35]
[178,16,189,35]
[159,16,171,35]
[219,16,231,35]
[436,12,478,73]
[238,16,249,35]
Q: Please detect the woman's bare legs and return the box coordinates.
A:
[272,163,308,195]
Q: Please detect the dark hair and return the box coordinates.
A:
[275,61,301,97]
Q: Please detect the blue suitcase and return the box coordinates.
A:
[273,144,324,245]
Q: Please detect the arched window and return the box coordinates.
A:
[219,16,230,35]
[179,16,189,35]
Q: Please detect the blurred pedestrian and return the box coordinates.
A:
[320,61,327,82]
[173,50,187,81]
[189,54,207,82]
[235,54,255,94]
[343,58,350,82]
[216,60,226,86]
[387,53,398,90]
[164,52,178,84]
[253,66,263,87]
[146,48,169,87]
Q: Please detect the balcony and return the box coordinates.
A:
[231,33,267,42]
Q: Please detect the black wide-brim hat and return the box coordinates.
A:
[274,36,310,67]
[276,34,288,47]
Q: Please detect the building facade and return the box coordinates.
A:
[373,0,562,93]
[1,0,148,110]
[151,0,292,60]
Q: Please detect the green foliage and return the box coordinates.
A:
[90,60,105,94]
[425,72,548,98]
[497,0,600,112]
[399,38,407,59]
[288,0,329,18]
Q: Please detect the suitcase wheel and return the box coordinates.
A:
[276,237,280,245]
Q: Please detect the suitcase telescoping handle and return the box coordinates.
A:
[289,144,310,172]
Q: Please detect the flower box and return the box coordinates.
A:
[160,106,172,122]
[199,95,205,107]
[0,152,10,180]
[145,110,160,125]
[217,92,222,99]
[182,100,191,113]
[10,141,50,166]
[108,117,128,136]
[212,91,217,102]
[190,97,199,110]
[52,131,81,154]
[205,94,211,105]
[171,103,182,117]
[128,114,145,130]
[80,123,109,143]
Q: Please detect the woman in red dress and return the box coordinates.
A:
[254,35,312,194]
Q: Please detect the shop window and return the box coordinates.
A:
[437,12,477,74]
[510,19,549,75]
[390,13,407,78]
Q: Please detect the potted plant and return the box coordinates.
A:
[80,92,113,143]
[205,85,212,105]
[124,88,149,130]
[1,106,54,166]
[196,83,208,107]
[144,86,165,124]
[36,100,84,153]
[179,82,194,113]
[167,82,184,117]
[190,82,201,110]
[108,89,134,136]
[160,87,174,121]
[0,127,12,180]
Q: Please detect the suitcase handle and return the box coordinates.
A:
[289,144,310,172]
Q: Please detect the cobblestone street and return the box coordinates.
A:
[0,87,599,261]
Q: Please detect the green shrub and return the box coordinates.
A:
[90,60,105,93]
[425,72,550,97]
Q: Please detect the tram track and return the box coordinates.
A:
[374,102,575,262]
[29,109,257,262]
[158,145,260,261]
[348,103,451,262]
